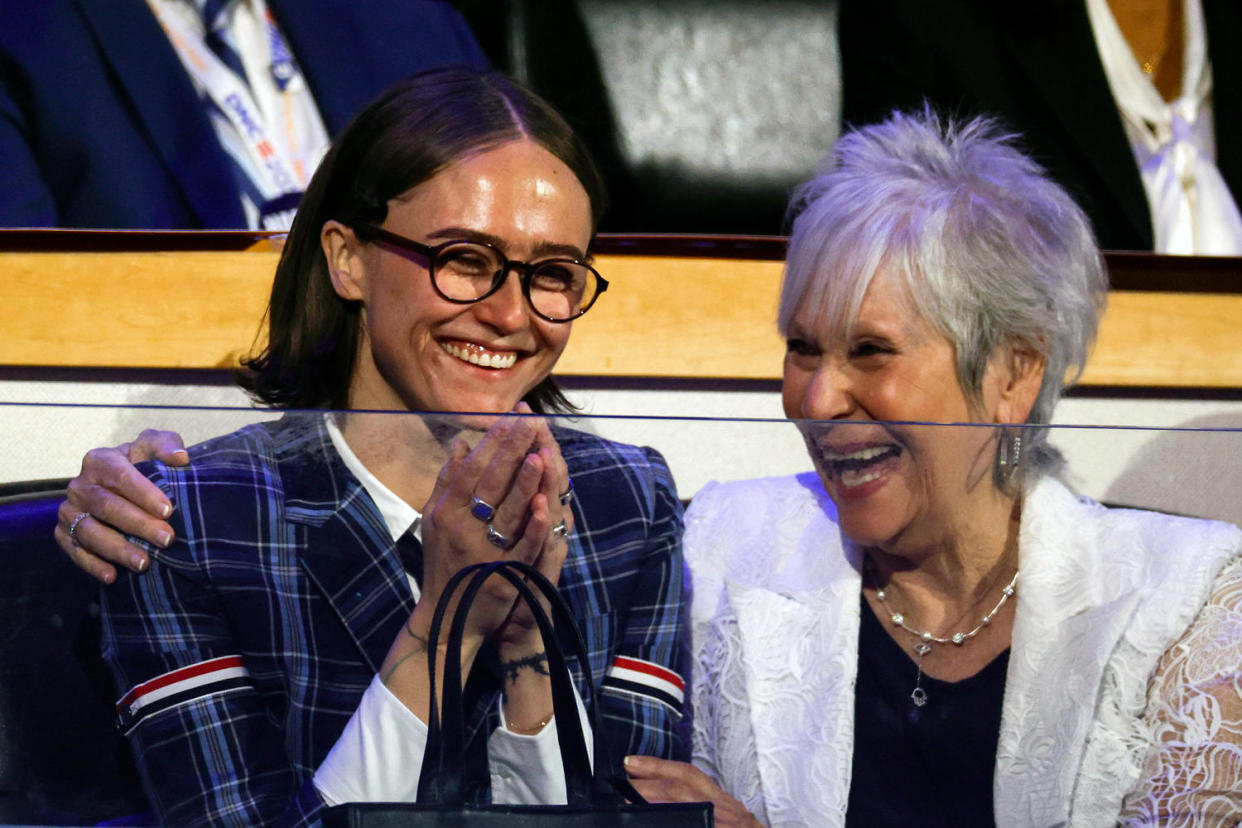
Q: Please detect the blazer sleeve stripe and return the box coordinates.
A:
[603,656,685,709]
[116,655,250,726]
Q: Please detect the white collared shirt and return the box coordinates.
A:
[313,414,589,807]
[1086,0,1242,254]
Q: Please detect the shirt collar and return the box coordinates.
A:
[324,413,422,542]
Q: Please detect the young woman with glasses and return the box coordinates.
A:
[59,68,691,827]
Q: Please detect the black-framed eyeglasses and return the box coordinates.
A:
[352,223,608,323]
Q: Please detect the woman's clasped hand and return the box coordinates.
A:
[624,755,762,828]
[386,410,578,734]
[415,411,573,649]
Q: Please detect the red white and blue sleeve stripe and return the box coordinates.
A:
[115,655,250,733]
[601,655,685,714]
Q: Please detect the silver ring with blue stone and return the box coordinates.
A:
[470,496,496,522]
[485,522,514,550]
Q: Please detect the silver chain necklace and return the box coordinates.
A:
[870,563,1020,708]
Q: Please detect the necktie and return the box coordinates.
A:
[396,531,423,587]
[199,0,250,87]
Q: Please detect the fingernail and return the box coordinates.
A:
[132,554,149,572]
[623,755,634,768]
[173,449,189,461]
[157,530,172,548]
[159,502,172,518]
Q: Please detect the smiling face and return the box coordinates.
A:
[324,139,592,416]
[782,270,1043,555]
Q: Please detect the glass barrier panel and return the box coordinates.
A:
[8,405,1241,524]
[1,403,1240,824]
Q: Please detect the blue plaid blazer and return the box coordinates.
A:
[101,415,689,827]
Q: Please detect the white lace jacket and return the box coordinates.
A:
[685,473,1242,827]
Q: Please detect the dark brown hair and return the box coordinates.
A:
[237,67,606,412]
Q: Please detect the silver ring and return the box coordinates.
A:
[558,478,574,507]
[486,522,514,550]
[470,496,496,522]
[68,511,91,543]
[551,519,569,540]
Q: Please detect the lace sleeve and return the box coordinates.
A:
[690,589,772,827]
[1120,557,1242,825]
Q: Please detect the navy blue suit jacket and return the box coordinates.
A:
[0,0,488,229]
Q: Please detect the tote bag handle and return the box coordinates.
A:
[417,559,635,806]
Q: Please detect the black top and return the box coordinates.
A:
[846,595,1009,828]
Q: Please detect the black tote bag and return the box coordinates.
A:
[322,559,713,827]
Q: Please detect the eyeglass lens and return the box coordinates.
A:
[433,242,598,321]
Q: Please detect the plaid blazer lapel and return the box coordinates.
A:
[270,415,501,768]
[298,510,415,673]
[272,415,415,673]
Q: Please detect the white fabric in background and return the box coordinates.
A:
[1086,0,1242,254]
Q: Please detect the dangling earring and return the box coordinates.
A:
[995,428,1022,488]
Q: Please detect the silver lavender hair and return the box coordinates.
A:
[780,108,1108,477]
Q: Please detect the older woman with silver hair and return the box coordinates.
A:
[624,110,1242,826]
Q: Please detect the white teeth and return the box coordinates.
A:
[442,342,517,369]
[839,468,885,488]
[823,446,891,462]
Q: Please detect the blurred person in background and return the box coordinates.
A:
[0,0,486,230]
[840,0,1242,254]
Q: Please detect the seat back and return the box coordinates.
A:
[0,486,147,824]
[460,0,842,234]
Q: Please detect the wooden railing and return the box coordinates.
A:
[3,230,1240,389]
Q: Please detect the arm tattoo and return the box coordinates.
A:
[380,628,428,686]
[500,651,550,683]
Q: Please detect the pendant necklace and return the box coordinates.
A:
[870,562,1019,708]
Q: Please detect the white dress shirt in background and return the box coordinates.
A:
[1087,0,1242,255]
